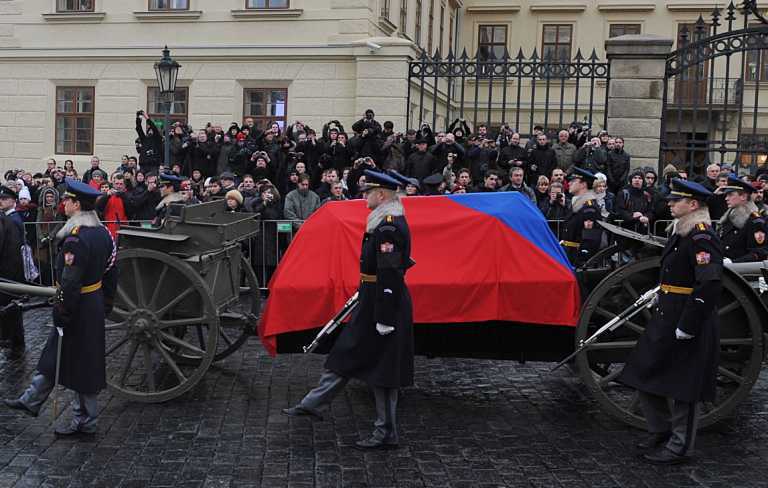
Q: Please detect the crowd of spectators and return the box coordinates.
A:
[3,109,768,280]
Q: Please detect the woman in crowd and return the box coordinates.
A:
[535,175,550,208]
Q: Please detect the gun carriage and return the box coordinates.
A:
[1,197,766,431]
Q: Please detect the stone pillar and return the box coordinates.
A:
[353,37,415,131]
[605,34,673,171]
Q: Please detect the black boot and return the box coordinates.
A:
[355,436,399,450]
[281,406,323,421]
[3,399,38,418]
[642,447,691,465]
[635,431,671,450]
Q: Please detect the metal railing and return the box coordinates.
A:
[18,217,680,293]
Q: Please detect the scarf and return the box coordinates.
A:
[719,201,758,230]
[56,210,102,241]
[672,208,711,237]
[366,196,404,233]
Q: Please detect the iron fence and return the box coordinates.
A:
[407,47,610,140]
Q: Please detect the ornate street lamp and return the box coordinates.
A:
[153,46,181,167]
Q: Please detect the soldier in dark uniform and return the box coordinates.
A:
[718,176,768,263]
[0,185,26,351]
[618,179,722,465]
[153,173,185,226]
[4,179,117,438]
[283,170,415,450]
[560,167,602,266]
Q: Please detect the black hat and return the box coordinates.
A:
[422,173,444,186]
[61,178,101,203]
[360,170,401,192]
[0,185,18,200]
[158,172,183,191]
[722,175,755,194]
[567,167,597,186]
[665,178,712,201]
[415,135,428,145]
[220,171,235,181]
[365,109,375,116]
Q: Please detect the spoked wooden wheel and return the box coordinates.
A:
[580,243,633,272]
[170,254,260,363]
[576,258,764,428]
[106,249,218,403]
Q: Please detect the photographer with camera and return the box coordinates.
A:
[351,109,383,160]
[573,136,608,175]
[135,110,164,175]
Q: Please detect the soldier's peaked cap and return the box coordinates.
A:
[387,170,416,189]
[665,178,712,201]
[62,178,101,203]
[721,175,755,194]
[567,167,597,184]
[361,170,401,192]
[158,173,183,186]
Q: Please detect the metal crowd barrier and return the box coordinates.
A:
[18,217,683,292]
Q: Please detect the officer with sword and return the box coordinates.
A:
[283,169,415,450]
[4,179,117,438]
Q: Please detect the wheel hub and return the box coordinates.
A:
[127,310,159,339]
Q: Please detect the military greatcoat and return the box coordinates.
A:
[38,222,117,394]
[325,214,415,388]
[619,219,722,403]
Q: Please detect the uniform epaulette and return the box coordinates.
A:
[385,215,394,223]
[586,200,593,206]
[71,226,80,235]
[695,223,708,231]
[752,211,761,219]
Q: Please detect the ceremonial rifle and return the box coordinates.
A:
[551,285,660,372]
[303,292,360,353]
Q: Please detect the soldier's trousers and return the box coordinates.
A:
[298,370,399,444]
[18,373,99,433]
[638,391,700,456]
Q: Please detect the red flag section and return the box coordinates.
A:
[259,192,580,355]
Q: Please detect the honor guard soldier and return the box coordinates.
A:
[718,176,768,263]
[619,179,723,465]
[154,173,185,226]
[283,169,415,450]
[561,167,603,266]
[0,185,26,351]
[4,178,118,437]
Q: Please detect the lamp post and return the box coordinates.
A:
[153,46,181,169]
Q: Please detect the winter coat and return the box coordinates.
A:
[405,151,438,182]
[552,142,577,171]
[283,189,321,225]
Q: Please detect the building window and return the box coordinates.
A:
[55,87,94,155]
[415,0,422,47]
[246,0,288,7]
[243,88,287,130]
[57,0,94,12]
[149,0,189,10]
[478,25,507,61]
[542,24,572,61]
[380,0,390,18]
[427,0,435,53]
[147,87,189,126]
[400,0,407,33]
[449,11,454,54]
[609,24,641,38]
[439,4,445,54]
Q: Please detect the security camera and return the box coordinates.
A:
[366,40,382,52]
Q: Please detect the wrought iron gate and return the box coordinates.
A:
[661,0,768,176]
[406,47,610,139]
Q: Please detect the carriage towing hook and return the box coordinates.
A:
[550,285,660,373]
[303,292,360,354]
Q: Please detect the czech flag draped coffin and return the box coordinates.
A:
[259,192,580,355]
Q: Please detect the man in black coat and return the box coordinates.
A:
[615,170,654,234]
[5,179,117,437]
[718,176,768,262]
[525,133,557,187]
[560,168,602,266]
[283,170,414,450]
[619,179,722,465]
[405,136,437,183]
[606,137,630,194]
[0,185,26,351]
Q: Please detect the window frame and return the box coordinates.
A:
[427,0,435,53]
[380,0,390,18]
[541,24,573,62]
[56,0,95,12]
[478,24,508,61]
[400,0,407,33]
[415,0,423,47]
[745,23,767,82]
[55,86,95,156]
[148,0,190,11]
[449,10,455,54]
[439,3,446,54]
[147,86,190,127]
[245,0,289,8]
[242,88,289,130]
[608,23,641,38]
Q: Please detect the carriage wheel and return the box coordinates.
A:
[575,257,764,429]
[169,255,260,363]
[580,243,633,272]
[105,249,218,403]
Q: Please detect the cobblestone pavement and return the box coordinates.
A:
[1,309,767,488]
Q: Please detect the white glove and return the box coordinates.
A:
[723,257,733,264]
[675,328,694,340]
[376,323,395,336]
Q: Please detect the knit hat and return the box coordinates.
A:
[225,189,243,205]
[18,187,31,201]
